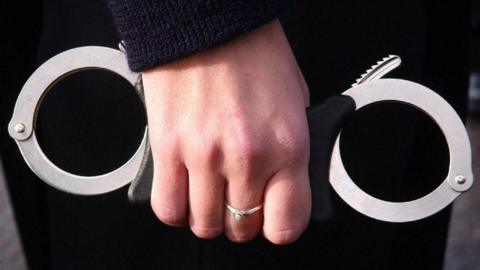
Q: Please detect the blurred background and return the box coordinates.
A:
[1,2,479,270]
[443,1,480,269]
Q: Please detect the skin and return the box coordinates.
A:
[142,19,311,245]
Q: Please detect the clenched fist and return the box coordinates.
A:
[142,20,311,244]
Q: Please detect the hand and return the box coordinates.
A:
[142,19,311,244]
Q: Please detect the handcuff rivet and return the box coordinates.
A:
[15,123,26,134]
[455,175,467,185]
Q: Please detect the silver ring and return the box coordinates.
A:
[225,203,263,221]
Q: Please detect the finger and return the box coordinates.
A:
[188,166,225,239]
[221,130,270,243]
[263,166,311,245]
[224,178,265,243]
[150,148,189,227]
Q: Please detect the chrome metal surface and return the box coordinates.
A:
[8,46,147,195]
[14,124,25,134]
[330,79,474,222]
[118,41,127,53]
[352,55,401,87]
[455,175,467,185]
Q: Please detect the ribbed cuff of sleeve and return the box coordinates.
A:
[109,0,290,72]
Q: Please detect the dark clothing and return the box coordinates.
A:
[1,1,471,269]
[108,0,289,71]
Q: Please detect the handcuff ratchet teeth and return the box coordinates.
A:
[8,46,474,222]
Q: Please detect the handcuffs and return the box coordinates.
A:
[8,46,474,223]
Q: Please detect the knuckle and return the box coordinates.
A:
[275,126,308,164]
[225,221,261,243]
[191,225,223,239]
[225,230,258,243]
[189,210,223,239]
[265,227,302,245]
[150,197,185,226]
[149,134,178,158]
[186,136,220,169]
[197,143,219,166]
[225,133,266,167]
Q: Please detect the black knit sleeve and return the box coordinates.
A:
[108,0,290,72]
